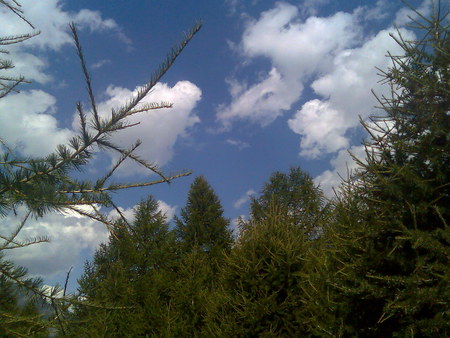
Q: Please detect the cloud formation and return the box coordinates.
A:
[2,207,109,278]
[86,81,201,175]
[2,197,175,281]
[0,0,129,156]
[0,90,74,156]
[0,0,127,51]
[288,27,415,158]
[217,2,361,128]
[219,1,418,161]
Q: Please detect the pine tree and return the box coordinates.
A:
[175,176,232,254]
[324,2,449,336]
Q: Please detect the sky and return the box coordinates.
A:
[0,0,434,292]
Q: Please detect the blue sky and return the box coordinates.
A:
[1,0,432,292]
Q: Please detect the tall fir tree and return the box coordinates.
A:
[323,2,449,336]
[168,176,232,335]
[175,176,232,254]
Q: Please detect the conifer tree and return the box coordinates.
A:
[205,203,318,336]
[0,0,201,333]
[324,2,449,336]
[250,167,326,236]
[72,195,177,336]
[169,176,232,334]
[175,176,232,254]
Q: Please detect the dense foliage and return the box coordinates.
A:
[175,176,232,254]
[1,1,448,336]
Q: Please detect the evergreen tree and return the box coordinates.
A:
[169,176,232,335]
[72,195,177,336]
[168,248,216,336]
[250,167,326,236]
[206,203,318,336]
[0,0,201,333]
[175,176,232,254]
[324,2,449,336]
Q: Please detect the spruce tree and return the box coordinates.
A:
[175,176,232,254]
[324,2,449,336]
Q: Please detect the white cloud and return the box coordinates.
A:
[394,0,432,26]
[0,0,127,51]
[83,81,201,175]
[0,90,74,156]
[233,189,255,209]
[0,1,132,157]
[157,200,177,221]
[226,138,250,150]
[288,27,415,158]
[217,2,361,127]
[1,207,109,278]
[299,0,330,17]
[218,68,301,127]
[314,145,366,197]
[91,59,112,70]
[358,0,391,21]
[4,51,52,84]
[107,206,135,223]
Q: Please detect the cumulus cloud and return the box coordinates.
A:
[217,2,361,128]
[0,0,129,84]
[1,207,109,278]
[157,200,177,221]
[0,0,127,51]
[233,189,256,209]
[1,197,175,281]
[0,90,74,156]
[288,27,415,158]
[80,81,201,175]
[0,1,131,157]
[219,1,422,162]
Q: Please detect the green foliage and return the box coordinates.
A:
[72,195,177,336]
[250,167,326,235]
[0,254,48,337]
[168,248,216,336]
[0,1,201,333]
[175,176,232,254]
[323,3,449,336]
[206,203,317,336]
